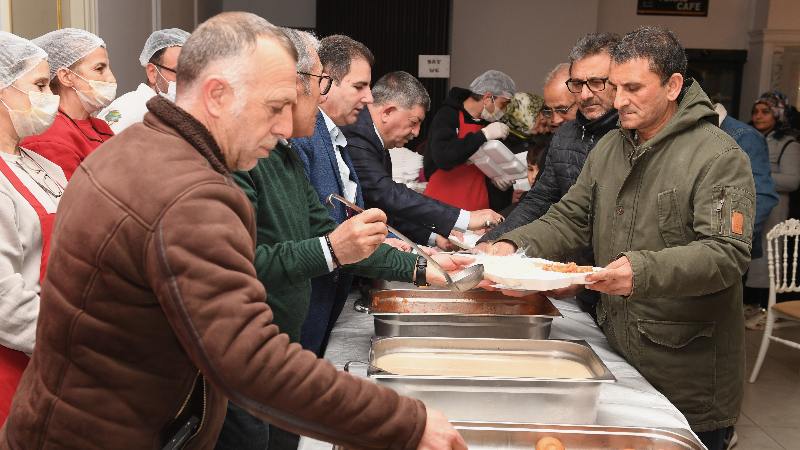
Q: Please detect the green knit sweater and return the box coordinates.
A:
[232,142,416,342]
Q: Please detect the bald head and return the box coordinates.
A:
[542,63,575,133]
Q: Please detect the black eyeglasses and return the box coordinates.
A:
[566,77,609,94]
[298,71,332,95]
[154,63,177,74]
[541,102,576,118]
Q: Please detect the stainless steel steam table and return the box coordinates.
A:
[298,292,704,450]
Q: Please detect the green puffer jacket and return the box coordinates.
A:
[500,80,753,432]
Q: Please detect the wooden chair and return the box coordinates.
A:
[750,218,800,383]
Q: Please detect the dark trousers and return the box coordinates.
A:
[695,427,728,450]
[214,402,269,450]
[214,402,300,450]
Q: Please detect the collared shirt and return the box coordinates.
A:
[320,108,356,203]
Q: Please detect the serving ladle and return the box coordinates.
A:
[325,194,484,292]
[343,360,395,375]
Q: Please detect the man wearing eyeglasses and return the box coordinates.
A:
[98,28,190,133]
[220,28,472,450]
[477,33,621,316]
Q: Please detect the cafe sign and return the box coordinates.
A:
[637,0,709,16]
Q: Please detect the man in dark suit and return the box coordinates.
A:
[341,71,504,248]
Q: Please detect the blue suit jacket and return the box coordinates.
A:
[291,111,364,355]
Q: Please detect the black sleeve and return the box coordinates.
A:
[426,108,487,173]
[478,155,564,243]
[348,144,460,238]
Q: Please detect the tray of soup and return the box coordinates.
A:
[356,289,561,339]
[355,337,616,425]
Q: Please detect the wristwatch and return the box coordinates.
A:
[414,255,430,287]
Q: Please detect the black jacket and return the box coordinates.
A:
[480,108,620,244]
[342,107,461,244]
[423,87,513,212]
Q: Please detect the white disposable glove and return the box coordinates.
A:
[491,177,514,191]
[481,122,510,140]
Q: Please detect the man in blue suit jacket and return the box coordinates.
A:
[291,35,377,356]
[341,71,504,249]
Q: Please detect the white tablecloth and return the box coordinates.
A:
[299,293,704,450]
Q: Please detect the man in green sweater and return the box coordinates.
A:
[218,28,474,450]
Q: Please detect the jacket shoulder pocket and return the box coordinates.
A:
[657,189,688,248]
[637,320,716,414]
[711,186,753,245]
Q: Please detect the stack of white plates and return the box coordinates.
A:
[388,147,424,184]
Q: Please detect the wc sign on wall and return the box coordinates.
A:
[419,55,450,78]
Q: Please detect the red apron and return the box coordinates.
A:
[424,111,490,211]
[0,155,58,424]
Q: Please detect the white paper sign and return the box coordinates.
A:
[418,55,450,78]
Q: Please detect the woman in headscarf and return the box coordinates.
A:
[745,90,800,330]
[500,92,546,153]
[21,28,116,180]
[0,32,67,422]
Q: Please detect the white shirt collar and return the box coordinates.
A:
[373,123,385,148]
[320,107,347,149]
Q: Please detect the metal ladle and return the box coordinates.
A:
[325,194,484,292]
[343,360,395,375]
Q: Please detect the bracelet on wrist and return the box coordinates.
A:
[325,234,341,269]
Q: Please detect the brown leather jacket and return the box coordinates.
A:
[1,97,426,450]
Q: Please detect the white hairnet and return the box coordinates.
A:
[0,32,47,90]
[469,70,516,99]
[139,28,190,67]
[33,28,105,81]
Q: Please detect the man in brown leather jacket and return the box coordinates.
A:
[0,12,468,450]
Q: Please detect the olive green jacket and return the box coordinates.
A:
[500,80,753,432]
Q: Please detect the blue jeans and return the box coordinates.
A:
[214,402,269,450]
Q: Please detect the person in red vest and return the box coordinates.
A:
[0,32,67,424]
[423,70,515,211]
[21,28,116,180]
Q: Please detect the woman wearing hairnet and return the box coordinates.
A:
[20,28,116,180]
[0,32,68,423]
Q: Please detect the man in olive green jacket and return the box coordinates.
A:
[490,27,752,449]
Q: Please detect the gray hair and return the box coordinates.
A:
[372,71,431,111]
[318,35,374,85]
[282,27,319,96]
[611,26,686,85]
[177,12,298,99]
[568,32,620,72]
[543,63,570,90]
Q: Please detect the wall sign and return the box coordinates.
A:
[637,0,708,16]
[419,55,450,78]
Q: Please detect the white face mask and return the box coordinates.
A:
[69,69,117,114]
[480,97,505,122]
[155,68,177,103]
[1,85,60,140]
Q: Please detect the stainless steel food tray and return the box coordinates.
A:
[366,337,616,425]
[357,289,561,339]
[451,422,704,450]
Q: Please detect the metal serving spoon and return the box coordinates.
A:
[325,194,484,292]
[343,360,395,375]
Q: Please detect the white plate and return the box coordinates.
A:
[482,256,600,291]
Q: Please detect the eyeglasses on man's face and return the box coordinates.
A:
[298,71,333,95]
[565,77,609,94]
[541,102,576,118]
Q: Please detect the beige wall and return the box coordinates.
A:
[450,0,599,97]
[9,0,58,40]
[222,0,315,28]
[97,0,154,94]
[597,0,751,50]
